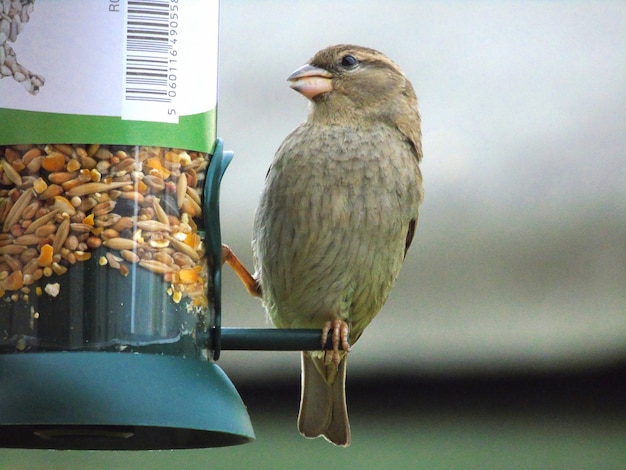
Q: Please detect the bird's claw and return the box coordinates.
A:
[321,319,351,365]
[221,244,262,298]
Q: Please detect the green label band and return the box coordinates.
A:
[0,108,217,154]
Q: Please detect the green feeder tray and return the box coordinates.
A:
[0,352,253,450]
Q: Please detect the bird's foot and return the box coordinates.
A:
[321,319,351,365]
[221,244,262,298]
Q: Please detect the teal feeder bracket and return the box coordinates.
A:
[0,139,340,451]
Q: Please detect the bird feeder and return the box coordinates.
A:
[0,1,335,451]
[0,1,245,450]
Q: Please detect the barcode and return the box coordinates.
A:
[124,0,171,104]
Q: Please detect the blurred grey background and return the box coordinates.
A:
[215,0,625,382]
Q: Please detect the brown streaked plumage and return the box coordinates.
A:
[228,44,423,446]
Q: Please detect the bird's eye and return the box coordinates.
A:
[340,54,359,69]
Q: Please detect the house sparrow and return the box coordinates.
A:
[225,44,423,446]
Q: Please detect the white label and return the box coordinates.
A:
[0,0,218,124]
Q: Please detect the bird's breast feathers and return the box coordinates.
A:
[254,122,422,333]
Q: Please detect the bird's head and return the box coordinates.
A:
[287,44,417,123]
[287,44,422,160]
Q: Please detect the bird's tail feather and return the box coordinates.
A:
[297,352,351,447]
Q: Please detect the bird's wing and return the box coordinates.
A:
[404,217,417,258]
[395,87,423,163]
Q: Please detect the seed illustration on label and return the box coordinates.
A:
[0,0,45,95]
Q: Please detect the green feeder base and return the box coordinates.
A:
[0,352,254,450]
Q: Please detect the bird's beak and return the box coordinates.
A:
[287,64,333,99]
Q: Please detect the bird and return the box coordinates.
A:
[223,44,423,447]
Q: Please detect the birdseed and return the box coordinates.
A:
[0,143,210,309]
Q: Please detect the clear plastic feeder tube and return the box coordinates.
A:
[0,0,220,358]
